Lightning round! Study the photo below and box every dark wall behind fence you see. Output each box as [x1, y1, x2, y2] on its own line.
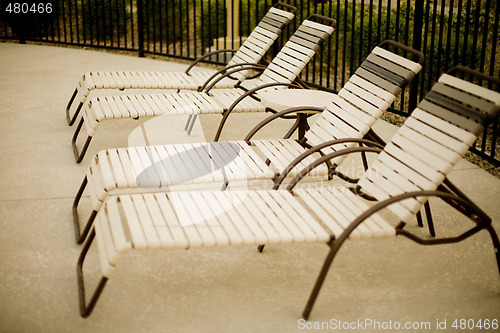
[0, 0, 498, 164]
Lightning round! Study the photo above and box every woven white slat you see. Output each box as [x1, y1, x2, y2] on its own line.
[87, 161, 105, 208]
[118, 195, 148, 249]
[157, 144, 192, 186]
[392, 132, 454, 174]
[154, 194, 190, 249]
[343, 81, 389, 110]
[274, 191, 331, 242]
[188, 191, 229, 246]
[412, 109, 477, 147]
[439, 74, 500, 105]
[372, 46, 422, 73]
[94, 217, 117, 278]
[404, 116, 470, 157]
[135, 147, 163, 188]
[349, 74, 395, 103]
[143, 194, 177, 247]
[397, 127, 462, 165]
[96, 150, 116, 192]
[127, 95, 151, 117]
[199, 191, 245, 245]
[338, 89, 381, 119]
[106, 197, 132, 254]
[302, 19, 335, 34]
[115, 148, 139, 187]
[245, 191, 294, 243]
[219, 141, 256, 181]
[166, 192, 206, 248]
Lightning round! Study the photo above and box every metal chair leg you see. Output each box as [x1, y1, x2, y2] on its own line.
[72, 175, 99, 244]
[66, 89, 78, 125]
[485, 225, 500, 275]
[415, 202, 435, 236]
[77, 229, 109, 318]
[424, 201, 435, 237]
[76, 210, 97, 245]
[72, 117, 93, 163]
[416, 211, 424, 227]
[283, 118, 300, 140]
[66, 88, 84, 126]
[184, 114, 193, 131]
[302, 239, 338, 320]
[187, 114, 198, 135]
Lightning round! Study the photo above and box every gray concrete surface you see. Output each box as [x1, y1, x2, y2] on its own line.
[0, 42, 499, 333]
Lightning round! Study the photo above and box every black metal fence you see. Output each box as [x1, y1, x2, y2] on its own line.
[0, 0, 498, 164]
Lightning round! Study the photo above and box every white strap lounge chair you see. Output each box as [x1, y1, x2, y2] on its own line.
[76, 68, 500, 319]
[66, 1, 297, 125]
[72, 40, 424, 245]
[71, 14, 337, 162]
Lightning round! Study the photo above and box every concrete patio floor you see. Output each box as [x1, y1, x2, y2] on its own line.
[0, 42, 499, 333]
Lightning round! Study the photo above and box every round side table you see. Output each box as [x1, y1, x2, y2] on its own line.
[259, 89, 335, 138]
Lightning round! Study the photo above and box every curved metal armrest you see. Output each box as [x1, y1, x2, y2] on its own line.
[275, 145, 383, 190]
[213, 82, 305, 141]
[446, 66, 500, 87]
[307, 14, 337, 28]
[379, 40, 425, 66]
[274, 1, 298, 14]
[202, 63, 267, 92]
[184, 49, 237, 74]
[327, 189, 491, 260]
[244, 106, 324, 142]
[227, 82, 306, 112]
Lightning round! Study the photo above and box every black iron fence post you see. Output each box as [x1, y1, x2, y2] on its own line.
[409, 0, 425, 113]
[137, 0, 145, 57]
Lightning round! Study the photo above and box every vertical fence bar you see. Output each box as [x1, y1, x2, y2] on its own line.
[489, 0, 499, 78]
[444, 0, 454, 71]
[394, 0, 400, 43]
[410, 0, 425, 113]
[461, 0, 472, 68]
[349, 0, 356, 77]
[479, 0, 492, 74]
[75, 0, 80, 44]
[436, 0, 445, 77]
[453, 0, 463, 67]
[115, 0, 119, 48]
[63, 0, 69, 43]
[470, 0, 481, 69]
[386, 0, 391, 40]
[428, 1, 438, 87]
[137, 0, 144, 57]
[108, 0, 114, 47]
[404, 0, 410, 45]
[193, 0, 196, 58]
[93, 0, 98, 45]
[165, 1, 170, 54]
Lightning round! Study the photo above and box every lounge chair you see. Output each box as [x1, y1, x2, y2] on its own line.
[66, 1, 297, 125]
[71, 14, 336, 162]
[72, 41, 424, 244]
[77, 67, 500, 318]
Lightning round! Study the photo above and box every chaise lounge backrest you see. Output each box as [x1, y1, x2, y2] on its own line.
[303, 41, 423, 162]
[241, 14, 336, 90]
[223, 2, 296, 81]
[357, 68, 500, 223]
